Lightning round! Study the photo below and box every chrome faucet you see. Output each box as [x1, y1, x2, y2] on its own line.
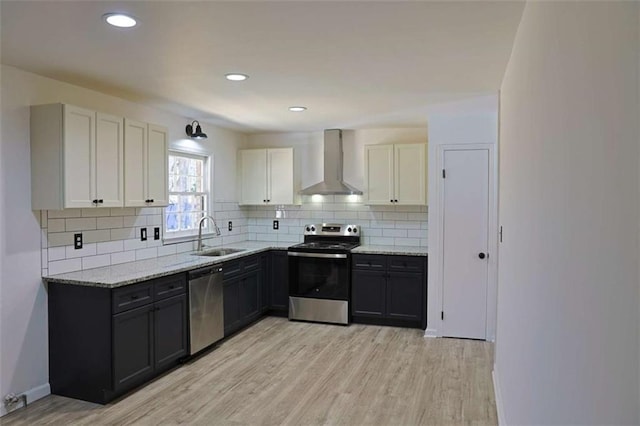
[197, 215, 221, 252]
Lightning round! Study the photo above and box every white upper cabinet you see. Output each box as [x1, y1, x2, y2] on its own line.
[31, 104, 124, 210]
[124, 120, 168, 207]
[364, 143, 427, 205]
[238, 148, 296, 205]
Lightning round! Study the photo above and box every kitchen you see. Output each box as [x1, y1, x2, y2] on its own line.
[0, 3, 638, 423]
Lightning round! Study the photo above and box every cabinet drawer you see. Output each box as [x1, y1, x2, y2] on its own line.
[388, 256, 425, 273]
[242, 255, 260, 272]
[154, 274, 186, 301]
[112, 282, 154, 314]
[352, 255, 387, 270]
[223, 261, 242, 280]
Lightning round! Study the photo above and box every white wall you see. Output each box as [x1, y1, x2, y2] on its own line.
[425, 95, 499, 339]
[0, 64, 246, 415]
[496, 2, 639, 424]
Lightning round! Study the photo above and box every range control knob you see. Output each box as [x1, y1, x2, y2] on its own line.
[353, 227, 358, 233]
[347, 227, 352, 233]
[306, 226, 311, 232]
[311, 226, 316, 232]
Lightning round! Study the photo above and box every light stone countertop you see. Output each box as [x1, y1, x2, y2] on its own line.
[43, 242, 427, 288]
[43, 241, 290, 288]
[352, 245, 428, 256]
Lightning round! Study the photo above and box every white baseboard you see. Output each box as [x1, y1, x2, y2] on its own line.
[492, 366, 506, 425]
[0, 383, 50, 417]
[424, 328, 438, 338]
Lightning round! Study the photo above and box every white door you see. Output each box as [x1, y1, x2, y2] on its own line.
[239, 149, 267, 205]
[124, 119, 147, 207]
[95, 112, 124, 207]
[442, 148, 489, 339]
[147, 124, 169, 207]
[63, 105, 95, 208]
[364, 144, 394, 205]
[395, 144, 427, 205]
[267, 148, 294, 205]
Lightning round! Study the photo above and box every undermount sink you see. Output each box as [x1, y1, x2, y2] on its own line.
[192, 248, 246, 257]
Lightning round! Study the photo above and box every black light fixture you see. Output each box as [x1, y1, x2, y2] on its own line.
[185, 120, 207, 139]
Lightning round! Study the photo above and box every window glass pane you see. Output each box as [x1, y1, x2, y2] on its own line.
[165, 152, 209, 237]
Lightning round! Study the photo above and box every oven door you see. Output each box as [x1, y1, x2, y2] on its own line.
[288, 251, 350, 301]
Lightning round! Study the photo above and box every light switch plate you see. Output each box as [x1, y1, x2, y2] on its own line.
[273, 220, 279, 230]
[140, 228, 147, 241]
[74, 233, 82, 250]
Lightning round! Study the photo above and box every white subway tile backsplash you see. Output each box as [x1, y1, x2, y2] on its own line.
[81, 208, 105, 217]
[111, 251, 136, 265]
[124, 239, 147, 251]
[111, 227, 136, 240]
[48, 246, 67, 261]
[43, 200, 426, 276]
[66, 243, 96, 259]
[84, 230, 112, 243]
[136, 248, 158, 260]
[49, 258, 82, 275]
[66, 217, 97, 231]
[48, 209, 82, 219]
[123, 215, 147, 227]
[110, 208, 136, 216]
[48, 219, 66, 233]
[97, 240, 124, 254]
[97, 216, 124, 229]
[82, 254, 111, 270]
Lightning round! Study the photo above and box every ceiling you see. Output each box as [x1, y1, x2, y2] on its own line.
[0, 1, 524, 133]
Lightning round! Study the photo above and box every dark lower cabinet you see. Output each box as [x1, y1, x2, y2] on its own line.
[48, 273, 188, 404]
[223, 254, 264, 336]
[351, 254, 427, 329]
[269, 250, 289, 314]
[351, 270, 386, 318]
[113, 305, 155, 392]
[154, 294, 188, 371]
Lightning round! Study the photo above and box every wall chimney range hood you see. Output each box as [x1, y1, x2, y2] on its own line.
[300, 129, 363, 196]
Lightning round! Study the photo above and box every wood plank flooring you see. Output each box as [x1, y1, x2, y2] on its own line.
[1, 317, 496, 425]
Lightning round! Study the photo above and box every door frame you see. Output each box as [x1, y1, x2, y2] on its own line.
[427, 143, 498, 340]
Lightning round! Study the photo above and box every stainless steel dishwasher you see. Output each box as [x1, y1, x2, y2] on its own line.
[188, 265, 224, 355]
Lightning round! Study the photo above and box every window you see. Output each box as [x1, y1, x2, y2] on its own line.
[165, 152, 210, 239]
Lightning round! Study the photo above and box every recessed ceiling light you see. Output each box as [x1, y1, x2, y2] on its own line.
[225, 73, 249, 81]
[103, 13, 137, 28]
[289, 106, 307, 112]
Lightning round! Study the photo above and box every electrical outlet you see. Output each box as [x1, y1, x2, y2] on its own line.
[228, 221, 233, 232]
[154, 227, 160, 240]
[140, 228, 147, 241]
[273, 220, 279, 230]
[74, 233, 83, 249]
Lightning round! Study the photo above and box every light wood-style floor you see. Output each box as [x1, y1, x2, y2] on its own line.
[1, 317, 496, 425]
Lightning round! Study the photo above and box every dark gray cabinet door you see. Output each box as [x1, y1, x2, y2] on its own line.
[113, 304, 154, 391]
[154, 294, 188, 371]
[270, 251, 289, 311]
[351, 269, 386, 318]
[223, 278, 241, 336]
[240, 272, 260, 322]
[386, 272, 423, 321]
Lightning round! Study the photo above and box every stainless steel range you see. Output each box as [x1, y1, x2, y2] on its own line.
[288, 223, 361, 325]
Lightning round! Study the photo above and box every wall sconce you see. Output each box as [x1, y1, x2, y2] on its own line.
[185, 120, 208, 139]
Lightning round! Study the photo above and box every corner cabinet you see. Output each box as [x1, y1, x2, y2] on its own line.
[124, 120, 169, 207]
[238, 148, 297, 205]
[364, 143, 427, 205]
[30, 104, 124, 210]
[48, 273, 188, 404]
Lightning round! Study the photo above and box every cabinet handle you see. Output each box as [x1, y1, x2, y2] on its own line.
[98, 199, 104, 204]
[92, 199, 98, 204]
[263, 199, 266, 203]
[390, 199, 393, 203]
[267, 199, 270, 202]
[395, 199, 398, 203]
[149, 199, 154, 203]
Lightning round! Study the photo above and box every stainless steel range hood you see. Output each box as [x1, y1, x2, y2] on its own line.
[300, 129, 363, 196]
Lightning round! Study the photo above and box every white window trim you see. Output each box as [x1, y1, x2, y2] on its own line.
[163, 150, 215, 244]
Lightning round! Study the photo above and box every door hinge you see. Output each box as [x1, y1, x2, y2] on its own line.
[442, 169, 446, 178]
[441, 311, 444, 320]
